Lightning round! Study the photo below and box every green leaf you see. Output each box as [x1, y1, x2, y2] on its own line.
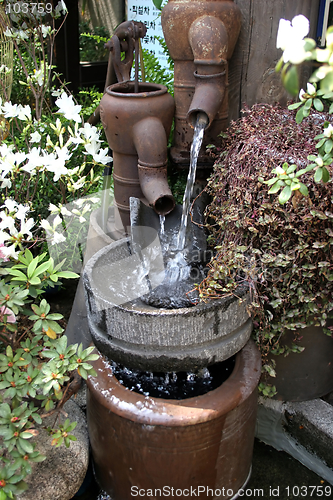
[0, 403, 11, 418]
[291, 182, 301, 191]
[299, 183, 309, 197]
[56, 271, 79, 279]
[29, 277, 41, 286]
[268, 183, 282, 194]
[313, 98, 324, 111]
[152, 0, 163, 9]
[8, 269, 27, 280]
[314, 167, 323, 183]
[295, 106, 305, 124]
[278, 185, 292, 204]
[288, 101, 303, 110]
[316, 138, 326, 149]
[20, 431, 33, 440]
[322, 166, 330, 183]
[283, 65, 299, 96]
[32, 261, 51, 277]
[325, 139, 333, 154]
[0, 489, 8, 500]
[286, 164, 297, 174]
[18, 437, 34, 454]
[27, 259, 38, 279]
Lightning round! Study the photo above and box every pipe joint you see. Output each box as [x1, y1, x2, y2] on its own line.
[133, 117, 175, 216]
[187, 70, 227, 129]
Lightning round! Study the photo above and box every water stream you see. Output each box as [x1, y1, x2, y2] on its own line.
[177, 113, 207, 251]
[157, 113, 208, 288]
[138, 113, 208, 307]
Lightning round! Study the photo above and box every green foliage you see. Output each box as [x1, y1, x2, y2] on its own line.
[0, 251, 98, 499]
[5, 249, 78, 299]
[140, 48, 174, 96]
[79, 21, 110, 62]
[152, 0, 164, 10]
[77, 87, 104, 122]
[198, 103, 333, 387]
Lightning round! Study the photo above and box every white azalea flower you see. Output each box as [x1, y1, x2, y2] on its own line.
[23, 147, 45, 174]
[85, 140, 100, 156]
[30, 131, 42, 143]
[71, 178, 86, 190]
[0, 143, 14, 157]
[15, 204, 30, 220]
[276, 166, 286, 175]
[55, 93, 82, 123]
[79, 123, 101, 143]
[44, 147, 71, 181]
[55, 0, 68, 16]
[60, 205, 72, 216]
[20, 217, 34, 238]
[276, 15, 310, 65]
[17, 104, 32, 121]
[1, 244, 19, 260]
[41, 25, 52, 38]
[0, 229, 11, 244]
[93, 148, 113, 165]
[40, 219, 52, 231]
[53, 214, 63, 228]
[299, 83, 316, 101]
[3, 199, 17, 213]
[48, 203, 60, 214]
[324, 124, 333, 138]
[2, 102, 19, 119]
[0, 213, 16, 233]
[0, 176, 11, 189]
[51, 231, 66, 245]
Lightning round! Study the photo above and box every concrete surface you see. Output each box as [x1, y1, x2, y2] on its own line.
[256, 396, 333, 486]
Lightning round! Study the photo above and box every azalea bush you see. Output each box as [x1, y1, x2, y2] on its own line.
[0, 248, 98, 499]
[271, 14, 333, 204]
[0, 0, 112, 265]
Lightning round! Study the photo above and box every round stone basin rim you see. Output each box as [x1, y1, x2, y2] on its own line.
[85, 237, 249, 315]
[106, 81, 168, 98]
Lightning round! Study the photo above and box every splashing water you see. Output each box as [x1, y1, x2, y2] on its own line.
[177, 113, 207, 251]
[160, 113, 208, 286]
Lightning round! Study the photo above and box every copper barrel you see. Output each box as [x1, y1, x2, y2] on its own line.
[161, 0, 241, 171]
[87, 339, 261, 500]
[100, 81, 175, 234]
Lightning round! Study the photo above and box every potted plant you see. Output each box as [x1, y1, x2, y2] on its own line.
[195, 14, 333, 402]
[196, 100, 333, 401]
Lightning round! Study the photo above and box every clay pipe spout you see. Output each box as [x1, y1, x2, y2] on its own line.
[133, 116, 175, 216]
[187, 15, 229, 129]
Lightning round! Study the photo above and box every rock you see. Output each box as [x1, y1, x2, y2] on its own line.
[17, 399, 89, 500]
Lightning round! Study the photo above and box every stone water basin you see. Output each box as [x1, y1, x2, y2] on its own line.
[83, 237, 252, 372]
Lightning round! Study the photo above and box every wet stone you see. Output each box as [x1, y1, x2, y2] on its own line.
[140, 273, 200, 309]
